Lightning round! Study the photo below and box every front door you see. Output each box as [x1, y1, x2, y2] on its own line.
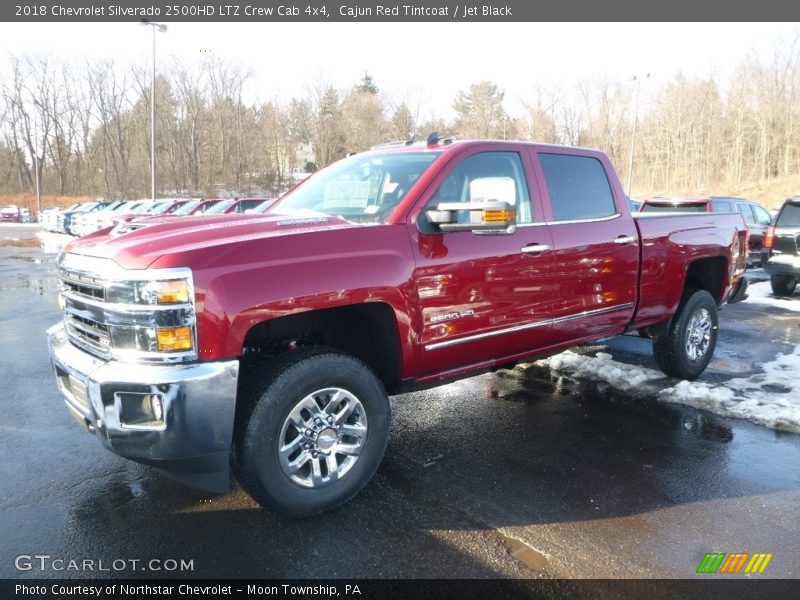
[410, 148, 556, 376]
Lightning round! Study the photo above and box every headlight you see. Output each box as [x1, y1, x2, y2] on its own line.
[106, 278, 191, 305]
[58, 255, 197, 362]
[141, 279, 191, 304]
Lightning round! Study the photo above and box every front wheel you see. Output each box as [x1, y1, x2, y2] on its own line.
[234, 349, 390, 517]
[653, 289, 718, 380]
[770, 274, 797, 296]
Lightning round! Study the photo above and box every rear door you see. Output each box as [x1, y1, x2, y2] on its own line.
[411, 146, 556, 375]
[529, 149, 639, 342]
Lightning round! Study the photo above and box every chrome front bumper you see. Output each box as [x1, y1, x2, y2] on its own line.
[47, 322, 240, 492]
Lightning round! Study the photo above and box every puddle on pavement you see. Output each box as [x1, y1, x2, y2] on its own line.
[708, 358, 753, 374]
[496, 532, 550, 572]
[3, 253, 43, 262]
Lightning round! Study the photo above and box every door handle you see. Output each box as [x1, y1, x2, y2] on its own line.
[613, 235, 636, 245]
[521, 243, 550, 254]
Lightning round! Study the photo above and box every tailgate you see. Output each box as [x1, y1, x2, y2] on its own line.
[773, 229, 800, 255]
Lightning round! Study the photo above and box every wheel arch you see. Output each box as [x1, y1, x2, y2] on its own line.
[240, 302, 404, 395]
[684, 256, 728, 304]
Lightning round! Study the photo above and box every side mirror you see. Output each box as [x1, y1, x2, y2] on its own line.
[426, 200, 517, 234]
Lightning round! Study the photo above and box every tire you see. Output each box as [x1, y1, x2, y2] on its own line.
[234, 348, 390, 517]
[652, 289, 718, 380]
[770, 274, 797, 296]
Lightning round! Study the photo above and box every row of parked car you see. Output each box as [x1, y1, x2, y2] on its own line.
[38, 197, 276, 237]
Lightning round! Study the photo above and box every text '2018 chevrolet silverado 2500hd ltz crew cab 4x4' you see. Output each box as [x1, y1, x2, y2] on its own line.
[48, 139, 748, 516]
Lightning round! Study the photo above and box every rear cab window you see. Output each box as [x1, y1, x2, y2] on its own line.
[640, 202, 708, 213]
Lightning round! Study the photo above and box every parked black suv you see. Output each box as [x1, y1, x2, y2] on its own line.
[761, 196, 800, 296]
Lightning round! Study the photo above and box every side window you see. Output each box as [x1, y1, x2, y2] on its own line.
[752, 205, 772, 226]
[737, 204, 756, 225]
[539, 154, 616, 222]
[429, 152, 534, 224]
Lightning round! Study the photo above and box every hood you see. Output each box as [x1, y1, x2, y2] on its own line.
[65, 213, 357, 270]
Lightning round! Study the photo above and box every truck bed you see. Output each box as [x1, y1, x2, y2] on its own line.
[632, 212, 748, 329]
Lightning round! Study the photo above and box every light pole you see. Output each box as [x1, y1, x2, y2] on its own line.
[32, 98, 41, 218]
[140, 19, 168, 201]
[626, 73, 649, 197]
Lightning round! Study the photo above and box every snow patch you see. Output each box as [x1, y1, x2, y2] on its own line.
[35, 231, 72, 254]
[538, 346, 800, 433]
[542, 351, 664, 395]
[744, 281, 800, 312]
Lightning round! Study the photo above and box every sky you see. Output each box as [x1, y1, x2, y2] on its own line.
[0, 22, 798, 119]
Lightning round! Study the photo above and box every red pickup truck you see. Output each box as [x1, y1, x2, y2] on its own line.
[48, 139, 748, 516]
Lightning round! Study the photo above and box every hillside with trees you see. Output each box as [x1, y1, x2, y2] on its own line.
[1, 38, 798, 212]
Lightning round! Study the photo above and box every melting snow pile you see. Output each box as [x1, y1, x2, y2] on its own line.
[35, 231, 72, 254]
[537, 347, 800, 433]
[543, 351, 664, 396]
[744, 281, 800, 313]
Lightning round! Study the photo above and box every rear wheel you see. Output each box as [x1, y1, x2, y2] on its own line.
[652, 289, 718, 380]
[770, 274, 797, 296]
[234, 349, 390, 517]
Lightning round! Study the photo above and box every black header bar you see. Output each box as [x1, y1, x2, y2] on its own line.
[4, 0, 800, 22]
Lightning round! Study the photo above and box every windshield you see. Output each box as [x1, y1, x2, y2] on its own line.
[132, 202, 158, 213]
[72, 202, 100, 214]
[150, 201, 175, 214]
[255, 199, 276, 212]
[163, 201, 188, 214]
[112, 202, 138, 214]
[172, 200, 201, 215]
[205, 199, 235, 214]
[641, 203, 708, 213]
[268, 151, 442, 223]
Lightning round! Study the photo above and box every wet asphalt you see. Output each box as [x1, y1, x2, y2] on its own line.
[0, 227, 798, 580]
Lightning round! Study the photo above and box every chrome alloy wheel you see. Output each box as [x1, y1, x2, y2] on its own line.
[685, 307, 712, 362]
[278, 387, 368, 488]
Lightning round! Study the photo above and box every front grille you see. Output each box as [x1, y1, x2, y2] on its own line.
[65, 314, 111, 355]
[62, 279, 105, 301]
[60, 270, 106, 302]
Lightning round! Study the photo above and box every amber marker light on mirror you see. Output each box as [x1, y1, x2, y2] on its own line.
[483, 209, 516, 222]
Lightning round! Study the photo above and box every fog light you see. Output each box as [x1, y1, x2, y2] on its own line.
[116, 392, 166, 430]
[150, 394, 163, 422]
[156, 326, 193, 352]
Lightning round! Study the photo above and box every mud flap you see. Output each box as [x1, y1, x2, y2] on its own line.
[728, 277, 748, 304]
